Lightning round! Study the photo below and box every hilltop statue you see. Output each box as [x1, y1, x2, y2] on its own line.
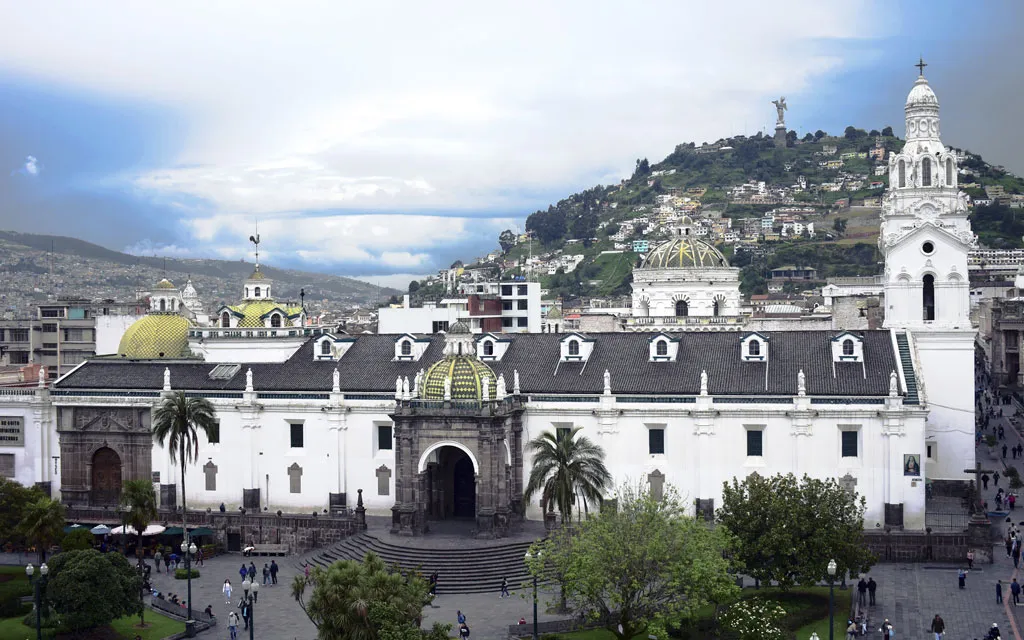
[771, 97, 788, 126]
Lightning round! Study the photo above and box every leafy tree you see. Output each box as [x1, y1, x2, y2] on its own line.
[633, 158, 651, 177]
[61, 527, 95, 552]
[785, 130, 797, 147]
[814, 130, 826, 140]
[528, 484, 740, 640]
[844, 126, 860, 141]
[498, 229, 517, 253]
[122, 479, 158, 627]
[0, 478, 43, 547]
[833, 217, 848, 234]
[407, 280, 420, 294]
[45, 549, 141, 634]
[717, 473, 875, 590]
[802, 132, 814, 142]
[152, 391, 217, 619]
[881, 126, 894, 137]
[292, 552, 450, 639]
[19, 496, 65, 563]
[523, 426, 612, 524]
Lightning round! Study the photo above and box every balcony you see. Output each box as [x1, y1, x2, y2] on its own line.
[189, 327, 328, 340]
[624, 315, 745, 329]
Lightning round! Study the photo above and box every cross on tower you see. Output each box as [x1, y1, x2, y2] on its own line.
[964, 461, 995, 515]
[915, 56, 928, 77]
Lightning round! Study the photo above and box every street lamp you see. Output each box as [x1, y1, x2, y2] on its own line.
[181, 537, 198, 635]
[242, 577, 259, 639]
[827, 559, 837, 640]
[26, 563, 49, 640]
[524, 550, 542, 640]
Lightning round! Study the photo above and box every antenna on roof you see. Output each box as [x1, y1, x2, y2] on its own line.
[248, 221, 261, 271]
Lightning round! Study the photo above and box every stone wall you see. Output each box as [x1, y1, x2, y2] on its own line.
[863, 530, 969, 563]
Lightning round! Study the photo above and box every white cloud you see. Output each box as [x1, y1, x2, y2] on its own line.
[10, 155, 40, 177]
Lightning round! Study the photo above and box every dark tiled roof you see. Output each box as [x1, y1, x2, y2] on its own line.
[55, 331, 899, 397]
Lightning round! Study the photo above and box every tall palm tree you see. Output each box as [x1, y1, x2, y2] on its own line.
[523, 426, 612, 525]
[19, 496, 65, 563]
[151, 390, 217, 601]
[121, 479, 157, 628]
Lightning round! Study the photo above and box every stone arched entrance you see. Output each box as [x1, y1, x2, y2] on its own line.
[421, 445, 478, 520]
[91, 447, 122, 505]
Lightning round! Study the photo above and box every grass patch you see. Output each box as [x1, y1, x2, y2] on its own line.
[794, 587, 853, 640]
[0, 609, 183, 640]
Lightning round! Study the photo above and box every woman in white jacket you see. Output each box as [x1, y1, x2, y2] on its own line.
[223, 579, 233, 604]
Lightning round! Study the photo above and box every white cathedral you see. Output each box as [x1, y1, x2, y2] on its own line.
[0, 67, 974, 535]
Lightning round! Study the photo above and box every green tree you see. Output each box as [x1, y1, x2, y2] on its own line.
[122, 479, 158, 627]
[802, 132, 814, 142]
[407, 280, 420, 294]
[717, 473, 875, 590]
[61, 527, 95, 552]
[0, 478, 43, 547]
[881, 126, 894, 137]
[833, 217, 848, 234]
[498, 229, 517, 253]
[292, 552, 450, 639]
[19, 496, 65, 563]
[528, 484, 739, 640]
[151, 391, 218, 594]
[814, 130, 827, 140]
[45, 549, 141, 634]
[523, 426, 612, 524]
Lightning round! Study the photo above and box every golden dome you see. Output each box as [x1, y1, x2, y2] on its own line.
[642, 236, 729, 269]
[421, 355, 496, 401]
[247, 268, 268, 281]
[226, 301, 303, 328]
[117, 314, 192, 359]
[155, 278, 177, 290]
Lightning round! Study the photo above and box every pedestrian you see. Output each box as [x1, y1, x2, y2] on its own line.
[164, 553, 171, 572]
[500, 576, 509, 598]
[857, 578, 868, 607]
[867, 577, 877, 606]
[270, 560, 278, 585]
[1012, 578, 1021, 605]
[879, 619, 893, 639]
[457, 610, 466, 626]
[1012, 545, 1020, 569]
[459, 622, 470, 638]
[262, 563, 270, 585]
[1004, 444, 1008, 458]
[197, 547, 204, 567]
[930, 614, 945, 640]
[223, 579, 232, 604]
[430, 571, 438, 596]
[989, 623, 1002, 640]
[1011, 493, 1017, 511]
[997, 580, 1003, 604]
[958, 568, 967, 589]
[240, 601, 250, 630]
[846, 619, 857, 640]
[983, 473, 990, 489]
[304, 563, 310, 579]
[239, 564, 248, 582]
[995, 471, 1001, 486]
[227, 611, 239, 640]
[247, 562, 256, 581]
[968, 549, 975, 569]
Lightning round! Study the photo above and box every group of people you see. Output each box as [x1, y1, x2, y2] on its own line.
[236, 560, 279, 587]
[854, 577, 878, 607]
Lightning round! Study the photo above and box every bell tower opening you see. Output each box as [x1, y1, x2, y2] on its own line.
[675, 300, 688, 317]
[923, 274, 936, 321]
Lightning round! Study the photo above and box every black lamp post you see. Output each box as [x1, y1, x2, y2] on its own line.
[181, 536, 197, 635]
[26, 562, 48, 640]
[827, 558, 837, 640]
[524, 550, 542, 640]
[242, 577, 259, 639]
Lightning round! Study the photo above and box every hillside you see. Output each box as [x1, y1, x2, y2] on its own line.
[0, 231, 400, 315]
[480, 126, 1024, 300]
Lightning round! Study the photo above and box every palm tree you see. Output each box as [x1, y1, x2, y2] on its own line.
[19, 496, 65, 563]
[523, 426, 612, 525]
[121, 479, 157, 627]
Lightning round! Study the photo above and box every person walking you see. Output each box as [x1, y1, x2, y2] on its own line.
[867, 577, 877, 606]
[227, 611, 239, 640]
[238, 564, 248, 582]
[1004, 444, 1009, 459]
[857, 578, 868, 607]
[1013, 578, 1022, 606]
[1012, 544, 1020, 569]
[1011, 493, 1018, 511]
[197, 547, 204, 567]
[262, 563, 270, 585]
[270, 560, 279, 585]
[930, 614, 945, 640]
[500, 576, 509, 598]
[164, 553, 171, 573]
[459, 623, 470, 638]
[240, 600, 250, 630]
[968, 549, 975, 569]
[154, 550, 162, 572]
[846, 619, 858, 640]
[879, 619, 893, 639]
[456, 610, 466, 626]
[995, 471, 1001, 487]
[223, 579, 233, 604]
[958, 568, 967, 589]
[983, 473, 990, 490]
[997, 580, 1003, 604]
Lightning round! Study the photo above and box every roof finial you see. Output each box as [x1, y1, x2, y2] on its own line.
[248, 221, 261, 271]
[915, 56, 927, 77]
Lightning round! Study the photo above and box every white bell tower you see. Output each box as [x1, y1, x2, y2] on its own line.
[880, 59, 975, 482]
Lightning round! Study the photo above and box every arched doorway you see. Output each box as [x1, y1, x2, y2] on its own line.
[91, 447, 122, 505]
[426, 446, 477, 520]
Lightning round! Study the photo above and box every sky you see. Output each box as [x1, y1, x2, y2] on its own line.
[0, 1, 1021, 290]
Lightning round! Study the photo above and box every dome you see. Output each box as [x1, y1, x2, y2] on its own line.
[155, 278, 177, 290]
[247, 268, 268, 281]
[642, 236, 729, 269]
[225, 301, 302, 328]
[447, 320, 471, 334]
[117, 314, 192, 359]
[421, 355, 496, 400]
[906, 77, 938, 108]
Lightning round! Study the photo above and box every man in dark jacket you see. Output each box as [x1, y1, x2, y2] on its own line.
[867, 577, 877, 605]
[930, 614, 944, 640]
[857, 578, 868, 607]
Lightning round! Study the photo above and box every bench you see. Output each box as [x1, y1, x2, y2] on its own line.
[243, 543, 288, 556]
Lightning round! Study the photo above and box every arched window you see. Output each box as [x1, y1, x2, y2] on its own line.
[656, 340, 668, 356]
[270, 314, 282, 328]
[898, 160, 906, 188]
[713, 300, 721, 317]
[923, 274, 935, 321]
[568, 340, 580, 356]
[483, 341, 494, 356]
[159, 299, 166, 312]
[401, 340, 412, 356]
[254, 286, 261, 298]
[749, 340, 761, 356]
[921, 157, 932, 187]
[321, 340, 331, 355]
[221, 312, 230, 327]
[842, 339, 854, 356]
[675, 300, 688, 317]
[945, 158, 953, 186]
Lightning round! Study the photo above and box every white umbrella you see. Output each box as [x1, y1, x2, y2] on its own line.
[111, 524, 166, 536]
[90, 524, 111, 535]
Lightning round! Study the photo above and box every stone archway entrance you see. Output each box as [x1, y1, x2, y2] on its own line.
[91, 447, 122, 505]
[425, 446, 477, 520]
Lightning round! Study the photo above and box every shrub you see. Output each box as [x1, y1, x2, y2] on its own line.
[1011, 476, 1023, 490]
[202, 543, 217, 557]
[721, 598, 788, 640]
[0, 598, 31, 618]
[1005, 466, 1020, 478]
[61, 528, 94, 551]
[986, 435, 998, 447]
[175, 568, 200, 580]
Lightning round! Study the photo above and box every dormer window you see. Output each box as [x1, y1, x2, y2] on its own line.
[560, 332, 595, 362]
[221, 312, 231, 327]
[831, 332, 864, 362]
[270, 314, 282, 328]
[483, 341, 494, 356]
[842, 339, 854, 356]
[749, 340, 761, 356]
[321, 340, 331, 355]
[656, 341, 667, 356]
[741, 333, 769, 362]
[401, 340, 412, 356]
[568, 340, 580, 356]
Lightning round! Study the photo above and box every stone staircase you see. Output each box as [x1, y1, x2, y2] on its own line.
[299, 526, 544, 594]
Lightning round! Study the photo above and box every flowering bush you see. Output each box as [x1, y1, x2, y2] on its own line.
[720, 598, 787, 640]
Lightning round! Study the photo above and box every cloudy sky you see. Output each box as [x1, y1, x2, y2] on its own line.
[1, 1, 1021, 288]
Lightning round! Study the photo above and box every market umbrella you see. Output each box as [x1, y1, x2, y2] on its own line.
[111, 524, 166, 536]
[163, 526, 184, 536]
[90, 524, 111, 535]
[63, 524, 85, 533]
[188, 527, 215, 537]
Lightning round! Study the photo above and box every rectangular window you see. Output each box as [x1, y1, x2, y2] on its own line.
[648, 428, 665, 455]
[517, 300, 528, 310]
[207, 420, 220, 445]
[556, 426, 571, 442]
[502, 318, 513, 328]
[40, 309, 63, 318]
[290, 422, 304, 448]
[502, 300, 513, 311]
[431, 321, 449, 333]
[8, 329, 28, 342]
[0, 453, 14, 478]
[378, 424, 393, 451]
[517, 317, 528, 327]
[501, 285, 513, 296]
[63, 328, 85, 342]
[518, 285, 528, 296]
[9, 352, 28, 364]
[0, 417, 24, 446]
[841, 431, 858, 457]
[42, 324, 57, 333]
[746, 429, 763, 457]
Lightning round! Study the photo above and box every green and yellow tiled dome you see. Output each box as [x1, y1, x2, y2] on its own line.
[155, 278, 177, 290]
[117, 314, 192, 359]
[421, 355, 496, 401]
[226, 301, 303, 328]
[642, 236, 729, 269]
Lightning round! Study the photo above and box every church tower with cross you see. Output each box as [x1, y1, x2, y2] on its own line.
[880, 59, 976, 483]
